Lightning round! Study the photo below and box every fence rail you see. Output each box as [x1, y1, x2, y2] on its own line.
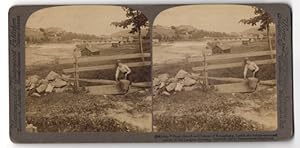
[59, 53, 151, 64]
[192, 59, 276, 71]
[188, 49, 276, 89]
[188, 50, 276, 63]
[63, 61, 151, 73]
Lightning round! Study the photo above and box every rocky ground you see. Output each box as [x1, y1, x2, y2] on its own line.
[25, 71, 152, 133]
[152, 69, 277, 132]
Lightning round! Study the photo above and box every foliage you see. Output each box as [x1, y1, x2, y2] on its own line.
[111, 7, 149, 34]
[239, 6, 274, 31]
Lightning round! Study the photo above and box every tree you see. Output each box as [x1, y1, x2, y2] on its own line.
[111, 7, 149, 61]
[239, 6, 274, 58]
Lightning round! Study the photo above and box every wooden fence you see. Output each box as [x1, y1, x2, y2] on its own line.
[59, 52, 152, 92]
[188, 50, 276, 89]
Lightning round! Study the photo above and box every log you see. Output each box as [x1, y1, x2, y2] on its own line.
[86, 85, 140, 95]
[215, 82, 255, 93]
[64, 78, 151, 88]
[190, 76, 276, 86]
[206, 77, 276, 86]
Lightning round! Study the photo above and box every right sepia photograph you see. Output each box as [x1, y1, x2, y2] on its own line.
[152, 5, 277, 132]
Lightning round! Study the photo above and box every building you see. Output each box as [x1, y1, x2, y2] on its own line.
[111, 41, 121, 47]
[76, 44, 100, 56]
[211, 44, 231, 54]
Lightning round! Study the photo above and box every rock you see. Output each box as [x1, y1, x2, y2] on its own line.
[38, 79, 48, 85]
[162, 91, 170, 96]
[175, 82, 184, 91]
[29, 83, 36, 90]
[45, 84, 54, 93]
[26, 124, 38, 133]
[166, 82, 177, 92]
[36, 83, 48, 93]
[175, 69, 189, 79]
[138, 90, 146, 94]
[31, 92, 41, 97]
[189, 73, 200, 80]
[183, 77, 197, 86]
[51, 79, 67, 88]
[184, 86, 197, 91]
[27, 75, 40, 85]
[46, 71, 60, 81]
[145, 96, 152, 101]
[54, 87, 66, 93]
[159, 82, 166, 89]
[157, 73, 169, 82]
[153, 78, 160, 86]
[167, 77, 177, 83]
[25, 79, 31, 87]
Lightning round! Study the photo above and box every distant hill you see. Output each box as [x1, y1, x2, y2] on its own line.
[152, 25, 234, 41]
[110, 28, 149, 39]
[25, 27, 101, 43]
[241, 26, 276, 35]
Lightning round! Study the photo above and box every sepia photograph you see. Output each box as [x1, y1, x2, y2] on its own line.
[152, 5, 277, 132]
[25, 6, 152, 133]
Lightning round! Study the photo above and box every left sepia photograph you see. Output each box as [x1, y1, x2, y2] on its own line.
[25, 6, 152, 133]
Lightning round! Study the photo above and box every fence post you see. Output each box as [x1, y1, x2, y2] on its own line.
[139, 30, 145, 62]
[73, 49, 80, 92]
[202, 49, 208, 90]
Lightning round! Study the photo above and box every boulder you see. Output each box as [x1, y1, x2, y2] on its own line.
[159, 82, 166, 89]
[38, 79, 48, 85]
[27, 75, 40, 85]
[183, 77, 197, 86]
[167, 77, 177, 83]
[36, 83, 48, 93]
[175, 82, 184, 91]
[166, 82, 177, 92]
[31, 92, 41, 97]
[54, 87, 67, 93]
[46, 71, 60, 81]
[175, 69, 189, 79]
[45, 84, 54, 93]
[51, 79, 67, 88]
[26, 124, 38, 133]
[145, 96, 152, 101]
[157, 73, 169, 82]
[25, 79, 31, 87]
[29, 83, 36, 90]
[162, 91, 171, 96]
[153, 78, 161, 86]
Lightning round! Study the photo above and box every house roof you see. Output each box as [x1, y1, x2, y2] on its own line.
[215, 44, 231, 50]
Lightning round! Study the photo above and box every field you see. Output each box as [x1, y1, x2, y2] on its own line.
[153, 40, 277, 132]
[25, 42, 152, 132]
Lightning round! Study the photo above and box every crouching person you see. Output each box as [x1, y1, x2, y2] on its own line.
[243, 58, 260, 79]
[115, 60, 132, 94]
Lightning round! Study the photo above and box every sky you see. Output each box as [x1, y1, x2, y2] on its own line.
[154, 5, 261, 33]
[26, 6, 130, 36]
[26, 5, 267, 36]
